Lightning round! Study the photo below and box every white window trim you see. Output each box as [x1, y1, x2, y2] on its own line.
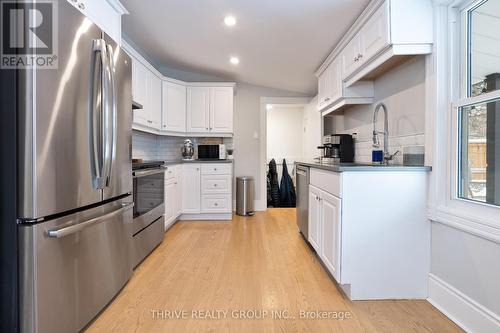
[427, 0, 500, 244]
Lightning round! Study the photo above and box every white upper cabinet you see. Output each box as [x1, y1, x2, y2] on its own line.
[187, 87, 210, 133]
[131, 56, 161, 130]
[132, 58, 149, 127]
[343, 2, 390, 79]
[187, 86, 234, 134]
[124, 42, 234, 136]
[162, 82, 186, 132]
[210, 87, 234, 133]
[359, 1, 390, 67]
[66, 0, 127, 43]
[318, 58, 342, 109]
[317, 0, 432, 113]
[342, 35, 363, 79]
[148, 73, 162, 130]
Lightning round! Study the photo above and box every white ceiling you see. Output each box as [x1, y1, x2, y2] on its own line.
[121, 0, 370, 94]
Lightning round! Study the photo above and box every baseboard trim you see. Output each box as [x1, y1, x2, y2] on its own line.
[179, 213, 232, 221]
[231, 199, 267, 213]
[428, 274, 500, 333]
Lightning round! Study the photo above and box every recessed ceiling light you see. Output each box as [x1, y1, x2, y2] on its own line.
[224, 15, 237, 27]
[230, 56, 239, 65]
[266, 104, 273, 110]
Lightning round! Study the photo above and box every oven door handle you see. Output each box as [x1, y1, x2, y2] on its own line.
[47, 203, 134, 239]
[133, 168, 166, 178]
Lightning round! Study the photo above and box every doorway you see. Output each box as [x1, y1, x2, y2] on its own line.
[259, 97, 312, 210]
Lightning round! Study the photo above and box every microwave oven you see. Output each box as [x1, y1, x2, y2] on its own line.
[198, 144, 227, 160]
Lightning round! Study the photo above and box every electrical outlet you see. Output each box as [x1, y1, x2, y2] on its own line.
[352, 132, 358, 140]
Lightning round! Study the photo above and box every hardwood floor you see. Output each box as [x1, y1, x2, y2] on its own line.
[86, 208, 462, 333]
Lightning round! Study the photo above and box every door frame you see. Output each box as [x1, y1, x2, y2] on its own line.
[258, 97, 312, 211]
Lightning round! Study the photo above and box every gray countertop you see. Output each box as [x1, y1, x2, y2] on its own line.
[163, 159, 234, 165]
[295, 160, 431, 172]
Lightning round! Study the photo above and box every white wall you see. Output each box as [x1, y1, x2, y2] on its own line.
[266, 105, 304, 164]
[233, 83, 310, 206]
[302, 96, 322, 160]
[328, 56, 426, 163]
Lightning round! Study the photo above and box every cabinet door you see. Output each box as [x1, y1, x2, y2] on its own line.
[165, 181, 176, 229]
[181, 164, 201, 213]
[162, 81, 186, 132]
[149, 73, 162, 130]
[317, 69, 329, 110]
[175, 175, 182, 216]
[320, 191, 342, 282]
[187, 87, 210, 133]
[342, 34, 362, 79]
[308, 185, 322, 252]
[328, 58, 342, 104]
[209, 87, 233, 133]
[132, 59, 149, 126]
[66, 0, 122, 43]
[360, 2, 390, 64]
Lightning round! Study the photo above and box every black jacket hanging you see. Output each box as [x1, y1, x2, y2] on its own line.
[279, 159, 296, 207]
[268, 159, 280, 207]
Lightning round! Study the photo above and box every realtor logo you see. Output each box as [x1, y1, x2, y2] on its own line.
[1, 0, 58, 69]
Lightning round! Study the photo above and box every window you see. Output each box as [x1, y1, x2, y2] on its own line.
[457, 0, 500, 207]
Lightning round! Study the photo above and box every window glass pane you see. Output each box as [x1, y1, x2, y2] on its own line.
[469, 0, 500, 97]
[459, 98, 500, 206]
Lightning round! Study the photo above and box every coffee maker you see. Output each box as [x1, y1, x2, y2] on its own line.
[318, 134, 354, 163]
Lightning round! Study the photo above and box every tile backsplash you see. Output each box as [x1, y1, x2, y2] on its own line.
[353, 133, 425, 164]
[132, 130, 234, 161]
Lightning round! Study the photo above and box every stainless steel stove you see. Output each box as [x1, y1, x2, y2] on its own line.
[131, 160, 166, 268]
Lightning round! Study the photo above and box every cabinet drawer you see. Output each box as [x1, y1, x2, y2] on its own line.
[201, 195, 232, 213]
[165, 165, 178, 181]
[201, 163, 232, 175]
[201, 175, 231, 194]
[310, 168, 342, 198]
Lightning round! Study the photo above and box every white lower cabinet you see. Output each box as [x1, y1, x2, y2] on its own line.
[308, 185, 342, 282]
[181, 164, 201, 214]
[180, 163, 233, 219]
[201, 195, 232, 213]
[303, 166, 430, 300]
[319, 190, 342, 283]
[164, 165, 182, 230]
[308, 186, 322, 252]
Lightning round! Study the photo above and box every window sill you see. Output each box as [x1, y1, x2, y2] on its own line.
[428, 205, 500, 244]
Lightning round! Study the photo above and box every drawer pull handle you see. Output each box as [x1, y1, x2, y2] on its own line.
[214, 203, 218, 206]
[214, 184, 218, 187]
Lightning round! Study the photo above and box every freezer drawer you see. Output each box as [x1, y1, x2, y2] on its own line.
[19, 199, 133, 333]
[132, 216, 164, 268]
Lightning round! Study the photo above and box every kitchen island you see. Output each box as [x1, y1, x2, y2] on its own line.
[296, 161, 431, 301]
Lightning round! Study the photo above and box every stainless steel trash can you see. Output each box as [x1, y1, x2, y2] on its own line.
[236, 176, 255, 216]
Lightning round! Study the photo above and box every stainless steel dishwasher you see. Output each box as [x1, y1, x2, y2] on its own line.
[296, 165, 310, 239]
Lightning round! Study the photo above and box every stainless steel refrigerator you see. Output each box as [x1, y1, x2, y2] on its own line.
[17, 2, 133, 332]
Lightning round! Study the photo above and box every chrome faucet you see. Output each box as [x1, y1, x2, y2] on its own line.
[372, 103, 399, 164]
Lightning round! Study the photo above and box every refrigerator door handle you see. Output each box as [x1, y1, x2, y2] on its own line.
[101, 40, 113, 189]
[105, 43, 118, 186]
[89, 39, 110, 189]
[46, 202, 134, 238]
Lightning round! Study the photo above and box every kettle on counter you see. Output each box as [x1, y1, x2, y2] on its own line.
[182, 139, 194, 160]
